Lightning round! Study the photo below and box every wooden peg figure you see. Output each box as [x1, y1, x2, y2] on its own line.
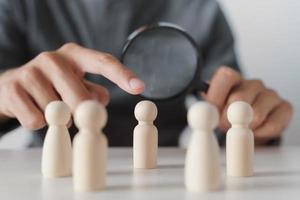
[185, 102, 221, 192]
[73, 100, 108, 192]
[133, 100, 158, 169]
[42, 101, 72, 178]
[226, 101, 254, 177]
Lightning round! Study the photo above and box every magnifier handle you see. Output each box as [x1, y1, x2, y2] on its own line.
[195, 81, 209, 93]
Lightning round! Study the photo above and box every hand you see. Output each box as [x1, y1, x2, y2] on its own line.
[202, 66, 293, 144]
[0, 43, 145, 129]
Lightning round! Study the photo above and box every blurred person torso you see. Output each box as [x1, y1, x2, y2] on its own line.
[0, 0, 239, 146]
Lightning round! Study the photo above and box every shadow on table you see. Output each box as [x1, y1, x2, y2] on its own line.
[107, 170, 132, 176]
[157, 163, 184, 169]
[108, 182, 183, 191]
[107, 163, 184, 176]
[255, 170, 300, 177]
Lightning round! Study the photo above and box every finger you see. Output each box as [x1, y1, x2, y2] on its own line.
[35, 52, 92, 111]
[227, 80, 265, 104]
[219, 80, 265, 130]
[251, 89, 282, 129]
[20, 67, 60, 111]
[83, 80, 110, 106]
[58, 43, 145, 95]
[205, 66, 242, 110]
[7, 83, 46, 130]
[254, 101, 293, 141]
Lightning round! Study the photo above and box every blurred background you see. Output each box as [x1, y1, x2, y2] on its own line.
[0, 0, 299, 148]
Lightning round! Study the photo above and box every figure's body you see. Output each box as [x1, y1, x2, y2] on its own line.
[226, 101, 254, 177]
[133, 100, 158, 169]
[185, 102, 221, 192]
[41, 101, 72, 178]
[73, 101, 108, 192]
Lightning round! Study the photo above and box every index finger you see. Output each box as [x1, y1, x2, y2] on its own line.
[58, 43, 145, 95]
[204, 66, 242, 110]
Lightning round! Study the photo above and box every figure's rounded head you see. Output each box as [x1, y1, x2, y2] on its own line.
[187, 102, 219, 130]
[45, 101, 71, 125]
[74, 100, 107, 130]
[134, 100, 157, 122]
[227, 101, 253, 125]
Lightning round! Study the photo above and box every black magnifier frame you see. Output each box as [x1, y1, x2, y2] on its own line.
[120, 22, 209, 101]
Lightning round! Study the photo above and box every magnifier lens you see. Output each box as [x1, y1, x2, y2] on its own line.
[122, 27, 198, 100]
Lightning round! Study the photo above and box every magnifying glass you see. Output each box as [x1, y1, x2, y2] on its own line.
[120, 22, 209, 101]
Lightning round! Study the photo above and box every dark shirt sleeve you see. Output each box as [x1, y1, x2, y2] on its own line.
[0, 0, 28, 71]
[0, 119, 20, 137]
[0, 0, 28, 136]
[0, 0, 28, 70]
[200, 3, 241, 81]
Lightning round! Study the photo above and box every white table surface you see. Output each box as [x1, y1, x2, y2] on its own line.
[0, 147, 299, 200]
